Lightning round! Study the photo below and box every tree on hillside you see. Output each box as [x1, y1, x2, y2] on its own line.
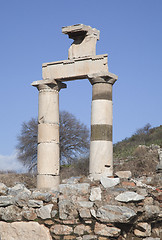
[134, 123, 151, 144]
[16, 111, 90, 172]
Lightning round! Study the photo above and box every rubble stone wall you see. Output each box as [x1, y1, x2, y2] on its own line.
[0, 173, 161, 240]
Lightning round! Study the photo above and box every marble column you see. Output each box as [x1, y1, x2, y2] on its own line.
[88, 75, 116, 180]
[32, 79, 66, 189]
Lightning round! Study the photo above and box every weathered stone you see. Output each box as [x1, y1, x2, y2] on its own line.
[134, 222, 151, 237]
[78, 201, 94, 208]
[0, 183, 8, 195]
[144, 197, 154, 205]
[50, 224, 73, 235]
[14, 192, 30, 207]
[89, 187, 101, 201]
[31, 190, 52, 202]
[59, 199, 78, 220]
[44, 219, 54, 226]
[79, 208, 91, 219]
[0, 221, 52, 240]
[64, 236, 77, 240]
[74, 224, 91, 235]
[62, 24, 100, 59]
[92, 205, 136, 223]
[82, 235, 97, 240]
[100, 177, 120, 188]
[59, 183, 90, 196]
[144, 205, 160, 220]
[51, 210, 58, 218]
[22, 207, 37, 220]
[0, 195, 13, 206]
[94, 222, 121, 237]
[36, 204, 53, 219]
[28, 199, 43, 208]
[115, 191, 145, 202]
[8, 183, 31, 196]
[0, 205, 22, 221]
[115, 171, 132, 179]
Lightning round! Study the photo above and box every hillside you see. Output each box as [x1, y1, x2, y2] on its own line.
[113, 124, 162, 178]
[114, 124, 162, 159]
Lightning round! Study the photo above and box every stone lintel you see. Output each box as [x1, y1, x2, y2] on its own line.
[62, 24, 100, 40]
[88, 72, 118, 85]
[42, 54, 109, 81]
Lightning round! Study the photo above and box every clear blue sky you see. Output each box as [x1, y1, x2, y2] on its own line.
[0, 0, 162, 171]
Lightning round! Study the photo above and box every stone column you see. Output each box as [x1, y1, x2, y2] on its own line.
[88, 74, 116, 180]
[32, 79, 66, 189]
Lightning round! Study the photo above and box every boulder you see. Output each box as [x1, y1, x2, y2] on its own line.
[36, 204, 53, 219]
[0, 221, 52, 240]
[92, 205, 136, 223]
[0, 205, 22, 221]
[59, 199, 78, 220]
[8, 184, 31, 196]
[0, 196, 13, 207]
[31, 190, 52, 202]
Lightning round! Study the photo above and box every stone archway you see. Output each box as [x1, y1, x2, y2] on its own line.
[32, 24, 118, 189]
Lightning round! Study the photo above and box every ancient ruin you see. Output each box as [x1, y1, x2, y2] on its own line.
[32, 24, 118, 189]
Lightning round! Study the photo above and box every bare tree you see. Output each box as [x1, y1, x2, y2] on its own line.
[16, 111, 90, 171]
[60, 111, 90, 164]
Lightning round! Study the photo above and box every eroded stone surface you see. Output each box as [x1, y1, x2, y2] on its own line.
[36, 204, 53, 219]
[74, 224, 91, 235]
[100, 177, 120, 188]
[59, 199, 78, 220]
[134, 222, 151, 237]
[89, 187, 101, 201]
[93, 205, 136, 223]
[50, 224, 73, 235]
[115, 191, 145, 202]
[94, 222, 121, 237]
[0, 221, 52, 240]
[0, 205, 22, 221]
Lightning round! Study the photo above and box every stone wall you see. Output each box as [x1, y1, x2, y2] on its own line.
[0, 172, 161, 240]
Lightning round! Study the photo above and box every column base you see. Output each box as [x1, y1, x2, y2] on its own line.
[37, 174, 60, 190]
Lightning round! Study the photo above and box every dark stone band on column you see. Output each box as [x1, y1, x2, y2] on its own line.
[91, 124, 112, 141]
[92, 83, 112, 101]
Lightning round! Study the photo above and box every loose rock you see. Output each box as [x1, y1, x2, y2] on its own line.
[100, 177, 120, 188]
[115, 191, 145, 202]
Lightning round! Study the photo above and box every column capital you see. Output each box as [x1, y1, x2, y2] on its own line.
[31, 79, 67, 91]
[88, 71, 118, 85]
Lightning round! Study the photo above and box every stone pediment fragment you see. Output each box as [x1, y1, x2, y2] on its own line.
[62, 24, 100, 59]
